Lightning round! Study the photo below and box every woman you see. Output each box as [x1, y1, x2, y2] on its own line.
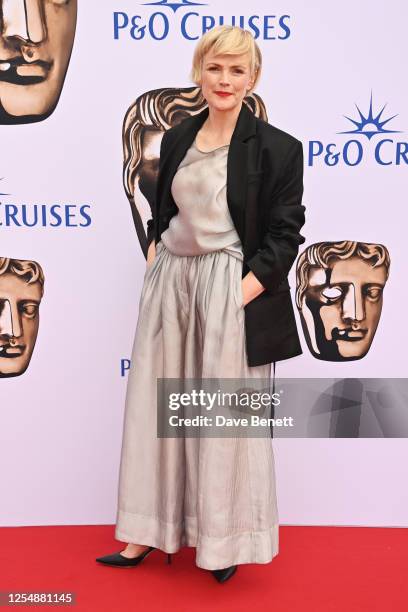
[96, 25, 305, 583]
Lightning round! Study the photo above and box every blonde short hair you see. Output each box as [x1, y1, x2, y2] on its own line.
[190, 26, 262, 94]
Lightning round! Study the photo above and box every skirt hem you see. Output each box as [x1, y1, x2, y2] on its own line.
[115, 509, 279, 570]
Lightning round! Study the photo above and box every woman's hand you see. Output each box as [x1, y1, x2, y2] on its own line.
[146, 241, 156, 269]
[241, 271, 266, 307]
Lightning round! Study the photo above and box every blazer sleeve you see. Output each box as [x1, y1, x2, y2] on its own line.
[246, 139, 306, 293]
[146, 129, 170, 250]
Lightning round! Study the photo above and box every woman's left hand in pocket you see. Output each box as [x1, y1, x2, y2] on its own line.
[241, 272, 266, 307]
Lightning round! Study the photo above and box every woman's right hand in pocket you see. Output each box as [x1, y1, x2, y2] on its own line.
[146, 241, 156, 269]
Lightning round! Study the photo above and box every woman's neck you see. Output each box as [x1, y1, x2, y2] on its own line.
[197, 101, 242, 148]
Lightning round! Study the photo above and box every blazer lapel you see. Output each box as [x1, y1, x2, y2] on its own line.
[156, 101, 257, 244]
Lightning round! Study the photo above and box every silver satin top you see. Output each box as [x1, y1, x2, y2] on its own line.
[160, 136, 243, 260]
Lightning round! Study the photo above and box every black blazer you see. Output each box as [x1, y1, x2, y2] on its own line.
[147, 101, 306, 367]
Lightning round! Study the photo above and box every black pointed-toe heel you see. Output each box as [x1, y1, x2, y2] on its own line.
[211, 565, 237, 583]
[96, 546, 172, 568]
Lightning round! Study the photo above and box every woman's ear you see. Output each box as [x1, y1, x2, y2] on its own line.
[247, 72, 256, 92]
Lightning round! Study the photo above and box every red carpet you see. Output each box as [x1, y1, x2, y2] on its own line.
[0, 525, 406, 611]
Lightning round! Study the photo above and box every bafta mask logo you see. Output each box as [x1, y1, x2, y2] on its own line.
[296, 241, 390, 361]
[122, 86, 267, 257]
[0, 257, 44, 377]
[0, 0, 77, 125]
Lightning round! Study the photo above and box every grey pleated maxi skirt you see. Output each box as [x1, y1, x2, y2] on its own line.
[114, 240, 279, 570]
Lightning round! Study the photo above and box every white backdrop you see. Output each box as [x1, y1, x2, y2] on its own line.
[1, 1, 407, 527]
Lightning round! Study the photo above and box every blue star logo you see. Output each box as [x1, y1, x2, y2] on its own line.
[0, 177, 9, 196]
[141, 0, 207, 12]
[338, 92, 402, 140]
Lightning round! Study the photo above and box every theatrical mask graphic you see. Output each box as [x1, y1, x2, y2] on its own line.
[0, 0, 77, 125]
[296, 241, 390, 361]
[0, 257, 44, 377]
[122, 86, 267, 257]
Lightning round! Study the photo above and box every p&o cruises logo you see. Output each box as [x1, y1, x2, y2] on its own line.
[0, 178, 92, 228]
[113, 0, 292, 41]
[309, 93, 408, 167]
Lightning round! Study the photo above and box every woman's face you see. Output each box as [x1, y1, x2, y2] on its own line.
[199, 49, 255, 112]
